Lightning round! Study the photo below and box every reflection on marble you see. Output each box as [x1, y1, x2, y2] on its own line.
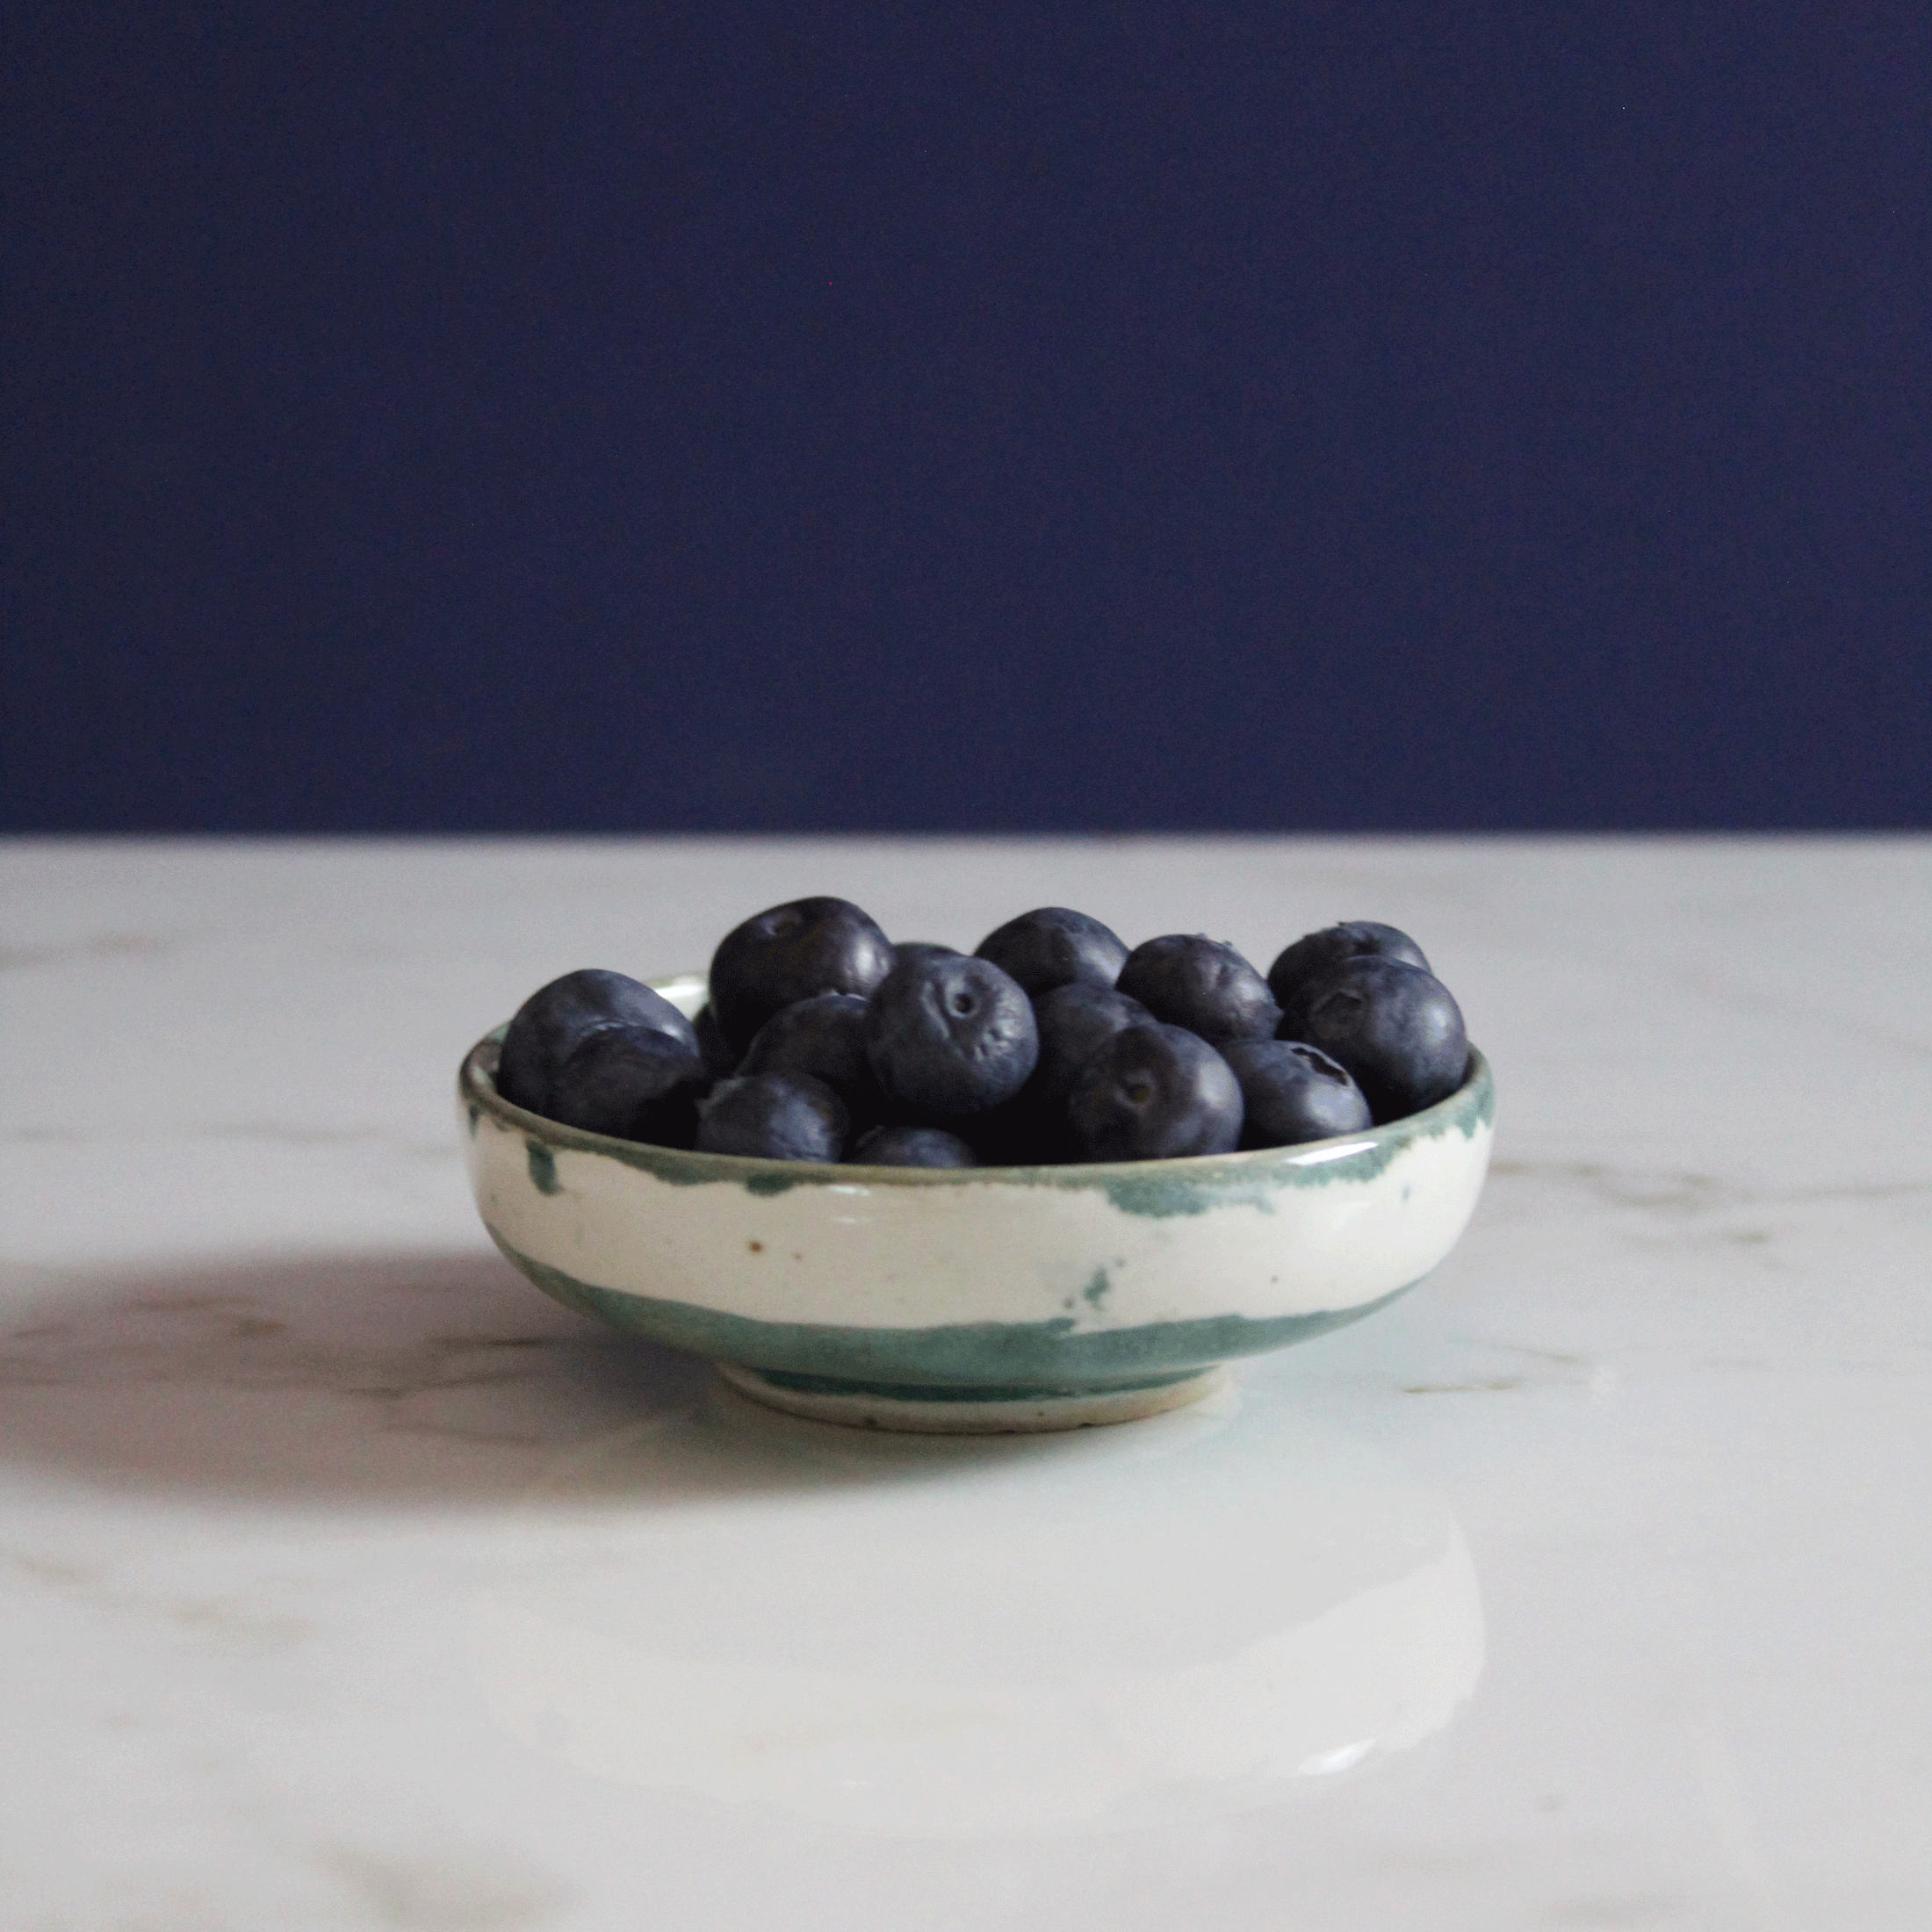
[471, 1388, 1482, 1835]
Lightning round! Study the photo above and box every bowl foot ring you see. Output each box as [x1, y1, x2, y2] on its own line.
[714, 1361, 1229, 1435]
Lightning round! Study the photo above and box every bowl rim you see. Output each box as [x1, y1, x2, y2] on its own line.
[460, 972, 1492, 1192]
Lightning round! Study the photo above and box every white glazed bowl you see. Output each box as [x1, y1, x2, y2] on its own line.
[460, 974, 1494, 1432]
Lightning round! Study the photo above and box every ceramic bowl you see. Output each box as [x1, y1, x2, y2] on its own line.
[459, 973, 1495, 1433]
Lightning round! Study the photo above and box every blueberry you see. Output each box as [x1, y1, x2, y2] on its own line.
[1065, 1022, 1244, 1162]
[1114, 935, 1280, 1046]
[1219, 1039, 1372, 1149]
[695, 1071, 849, 1161]
[973, 907, 1128, 998]
[1030, 983, 1150, 1095]
[691, 1003, 740, 1081]
[1277, 955, 1467, 1121]
[894, 941, 960, 967]
[544, 1027, 707, 1147]
[1266, 922, 1430, 1013]
[739, 992, 885, 1126]
[864, 953, 1039, 1116]
[709, 898, 895, 1056]
[848, 1124, 981, 1168]
[497, 969, 699, 1113]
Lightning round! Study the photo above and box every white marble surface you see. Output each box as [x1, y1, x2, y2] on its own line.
[2, 836, 1928, 1931]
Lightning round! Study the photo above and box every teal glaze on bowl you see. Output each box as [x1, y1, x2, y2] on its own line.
[459, 974, 1495, 1431]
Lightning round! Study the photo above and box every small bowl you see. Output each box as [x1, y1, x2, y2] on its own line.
[459, 974, 1495, 1433]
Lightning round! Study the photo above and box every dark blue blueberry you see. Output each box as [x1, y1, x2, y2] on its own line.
[1029, 984, 1152, 1107]
[973, 907, 1128, 998]
[544, 1027, 707, 1147]
[1114, 935, 1280, 1046]
[691, 1003, 740, 1081]
[847, 1124, 981, 1168]
[864, 954, 1039, 1117]
[739, 992, 885, 1126]
[695, 1071, 849, 1161]
[709, 898, 894, 1056]
[893, 941, 960, 968]
[1219, 1039, 1372, 1149]
[497, 969, 699, 1113]
[1277, 955, 1467, 1121]
[1064, 1023, 1244, 1162]
[958, 984, 1151, 1164]
[1266, 922, 1430, 1013]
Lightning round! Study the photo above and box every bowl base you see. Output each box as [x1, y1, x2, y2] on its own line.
[715, 1362, 1229, 1435]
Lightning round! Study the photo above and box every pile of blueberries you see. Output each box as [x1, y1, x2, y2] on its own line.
[492, 899, 1469, 1168]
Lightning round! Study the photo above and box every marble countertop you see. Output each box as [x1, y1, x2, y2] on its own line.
[4, 836, 1928, 1931]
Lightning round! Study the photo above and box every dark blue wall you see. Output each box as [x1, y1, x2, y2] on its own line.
[6, 4, 1928, 832]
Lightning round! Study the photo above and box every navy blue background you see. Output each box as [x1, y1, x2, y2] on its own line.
[6, 4, 1928, 832]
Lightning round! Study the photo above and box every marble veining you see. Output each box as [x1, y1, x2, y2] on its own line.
[0, 928, 181, 970]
